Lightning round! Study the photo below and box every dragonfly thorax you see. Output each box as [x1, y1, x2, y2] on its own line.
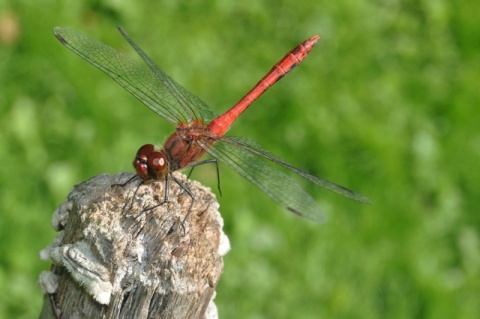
[162, 126, 212, 171]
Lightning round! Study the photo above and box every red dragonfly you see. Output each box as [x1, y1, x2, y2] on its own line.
[54, 26, 370, 222]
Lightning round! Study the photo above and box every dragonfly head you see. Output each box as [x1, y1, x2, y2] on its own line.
[133, 144, 169, 180]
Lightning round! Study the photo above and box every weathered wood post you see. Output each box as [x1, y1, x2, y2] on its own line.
[38, 172, 229, 319]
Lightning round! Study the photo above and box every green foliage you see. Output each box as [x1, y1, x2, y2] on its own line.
[1, 1, 479, 318]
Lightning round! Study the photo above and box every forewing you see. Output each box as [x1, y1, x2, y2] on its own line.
[54, 26, 217, 125]
[116, 27, 217, 123]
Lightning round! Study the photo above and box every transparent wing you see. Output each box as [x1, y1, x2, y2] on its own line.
[198, 136, 371, 222]
[54, 26, 217, 125]
[224, 137, 371, 203]
[198, 137, 326, 222]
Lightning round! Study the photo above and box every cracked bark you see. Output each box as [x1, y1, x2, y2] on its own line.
[38, 172, 228, 319]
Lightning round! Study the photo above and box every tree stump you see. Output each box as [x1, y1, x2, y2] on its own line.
[38, 172, 229, 319]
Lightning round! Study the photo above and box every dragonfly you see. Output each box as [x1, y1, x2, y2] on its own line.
[54, 26, 371, 222]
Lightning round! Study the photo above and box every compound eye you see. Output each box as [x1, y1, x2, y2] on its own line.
[136, 144, 155, 159]
[147, 151, 169, 180]
[134, 159, 150, 180]
[133, 144, 155, 180]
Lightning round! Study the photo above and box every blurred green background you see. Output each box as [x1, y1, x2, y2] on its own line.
[1, 0, 479, 318]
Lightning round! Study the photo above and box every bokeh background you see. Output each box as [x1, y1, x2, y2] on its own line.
[1, 1, 479, 318]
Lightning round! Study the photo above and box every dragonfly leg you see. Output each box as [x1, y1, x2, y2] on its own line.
[185, 158, 222, 197]
[134, 173, 171, 219]
[132, 174, 190, 238]
[115, 178, 144, 217]
[111, 174, 138, 188]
